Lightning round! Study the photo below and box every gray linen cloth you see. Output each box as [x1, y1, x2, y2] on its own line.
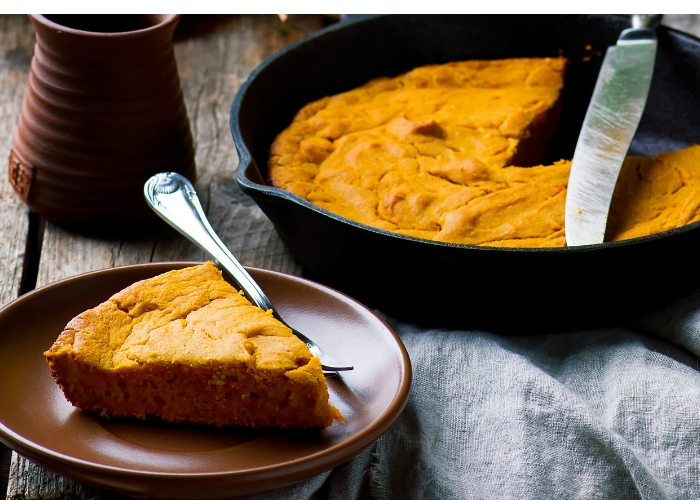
[243, 290, 700, 500]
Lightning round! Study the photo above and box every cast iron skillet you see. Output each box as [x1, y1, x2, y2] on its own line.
[230, 14, 700, 332]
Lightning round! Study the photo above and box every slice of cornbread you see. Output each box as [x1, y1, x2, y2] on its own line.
[44, 262, 343, 429]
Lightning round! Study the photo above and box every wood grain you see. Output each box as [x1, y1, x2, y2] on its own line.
[0, 13, 35, 499]
[5, 14, 322, 500]
[0, 15, 33, 304]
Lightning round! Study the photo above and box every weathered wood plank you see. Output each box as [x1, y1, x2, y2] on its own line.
[0, 14, 33, 303]
[6, 14, 322, 500]
[0, 13, 36, 499]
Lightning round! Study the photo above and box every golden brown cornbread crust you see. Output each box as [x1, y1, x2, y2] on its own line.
[268, 57, 567, 244]
[268, 57, 700, 247]
[44, 262, 343, 429]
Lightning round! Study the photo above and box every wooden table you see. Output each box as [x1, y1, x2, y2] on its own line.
[0, 14, 699, 500]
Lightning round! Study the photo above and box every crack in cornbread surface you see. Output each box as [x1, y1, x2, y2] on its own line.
[44, 262, 343, 429]
[268, 57, 700, 247]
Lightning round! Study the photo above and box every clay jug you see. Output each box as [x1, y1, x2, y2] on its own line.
[9, 14, 196, 229]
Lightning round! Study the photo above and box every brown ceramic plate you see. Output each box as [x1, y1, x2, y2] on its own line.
[0, 262, 411, 499]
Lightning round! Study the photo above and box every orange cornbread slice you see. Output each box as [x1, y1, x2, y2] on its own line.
[44, 262, 343, 429]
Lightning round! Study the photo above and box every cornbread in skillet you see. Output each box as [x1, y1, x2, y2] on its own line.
[268, 56, 700, 247]
[268, 57, 567, 241]
[44, 262, 343, 429]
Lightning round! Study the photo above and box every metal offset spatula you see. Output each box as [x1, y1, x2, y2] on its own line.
[144, 172, 353, 373]
[565, 14, 661, 247]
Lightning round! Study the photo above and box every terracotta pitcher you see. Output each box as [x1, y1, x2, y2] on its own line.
[9, 14, 196, 228]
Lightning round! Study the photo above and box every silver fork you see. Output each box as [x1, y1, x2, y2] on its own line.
[144, 172, 354, 373]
